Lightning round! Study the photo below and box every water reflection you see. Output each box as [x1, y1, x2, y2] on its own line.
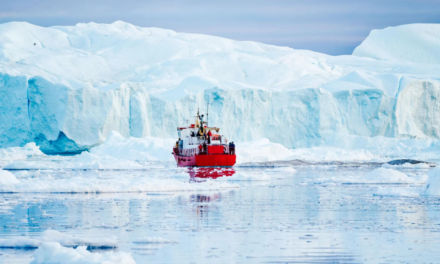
[187, 167, 235, 180]
[190, 193, 221, 204]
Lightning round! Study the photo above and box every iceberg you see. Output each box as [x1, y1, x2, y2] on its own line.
[423, 166, 440, 195]
[0, 169, 20, 185]
[1, 21, 440, 153]
[353, 24, 440, 64]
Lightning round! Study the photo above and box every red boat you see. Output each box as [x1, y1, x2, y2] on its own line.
[172, 110, 236, 167]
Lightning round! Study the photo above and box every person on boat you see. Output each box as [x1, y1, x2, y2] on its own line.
[207, 130, 212, 144]
[230, 142, 236, 155]
[175, 141, 178, 148]
[228, 142, 232, 155]
[203, 142, 207, 154]
[198, 144, 203, 154]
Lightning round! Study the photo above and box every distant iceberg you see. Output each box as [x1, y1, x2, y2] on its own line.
[1, 21, 440, 153]
[353, 24, 440, 64]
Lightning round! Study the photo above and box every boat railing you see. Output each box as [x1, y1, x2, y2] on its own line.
[187, 136, 205, 145]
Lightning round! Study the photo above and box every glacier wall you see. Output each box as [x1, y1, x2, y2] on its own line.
[1, 21, 440, 153]
[2, 71, 440, 153]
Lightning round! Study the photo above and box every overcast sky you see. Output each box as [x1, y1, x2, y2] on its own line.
[1, 0, 439, 55]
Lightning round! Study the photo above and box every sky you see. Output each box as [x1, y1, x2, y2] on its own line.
[1, 0, 439, 55]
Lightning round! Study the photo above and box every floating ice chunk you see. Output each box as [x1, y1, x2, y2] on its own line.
[0, 173, 239, 193]
[423, 166, 440, 196]
[413, 163, 431, 169]
[41, 230, 118, 249]
[30, 242, 135, 264]
[0, 170, 20, 185]
[382, 162, 431, 169]
[0, 237, 41, 249]
[348, 168, 422, 184]
[0, 230, 118, 250]
[0, 143, 44, 160]
[365, 168, 420, 184]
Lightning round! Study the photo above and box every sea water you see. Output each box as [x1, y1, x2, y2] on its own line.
[0, 163, 439, 263]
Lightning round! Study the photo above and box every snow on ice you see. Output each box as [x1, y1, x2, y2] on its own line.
[423, 166, 440, 196]
[0, 230, 117, 249]
[1, 22, 440, 153]
[0, 169, 20, 185]
[353, 24, 440, 64]
[31, 242, 135, 264]
[0, 170, 239, 193]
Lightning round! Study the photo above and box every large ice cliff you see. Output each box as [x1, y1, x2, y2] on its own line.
[1, 21, 440, 153]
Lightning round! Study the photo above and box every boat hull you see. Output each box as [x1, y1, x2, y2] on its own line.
[173, 153, 197, 167]
[195, 154, 236, 167]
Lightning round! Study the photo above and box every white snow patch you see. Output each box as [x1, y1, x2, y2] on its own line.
[353, 24, 440, 64]
[0, 143, 44, 160]
[3, 152, 143, 170]
[423, 166, 440, 196]
[347, 168, 423, 184]
[365, 168, 422, 184]
[0, 173, 238, 193]
[0, 230, 117, 249]
[235, 139, 294, 164]
[0, 169, 20, 185]
[41, 230, 117, 249]
[31, 242, 135, 264]
[90, 131, 175, 162]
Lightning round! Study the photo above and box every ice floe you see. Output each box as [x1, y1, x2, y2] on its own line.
[423, 166, 440, 196]
[0, 169, 20, 185]
[0, 173, 238, 193]
[31, 242, 135, 264]
[90, 131, 175, 162]
[314, 168, 426, 185]
[0, 230, 117, 249]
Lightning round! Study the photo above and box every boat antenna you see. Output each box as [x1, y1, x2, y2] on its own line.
[207, 100, 209, 127]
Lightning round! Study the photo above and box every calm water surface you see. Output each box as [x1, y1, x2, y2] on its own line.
[1, 165, 439, 264]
